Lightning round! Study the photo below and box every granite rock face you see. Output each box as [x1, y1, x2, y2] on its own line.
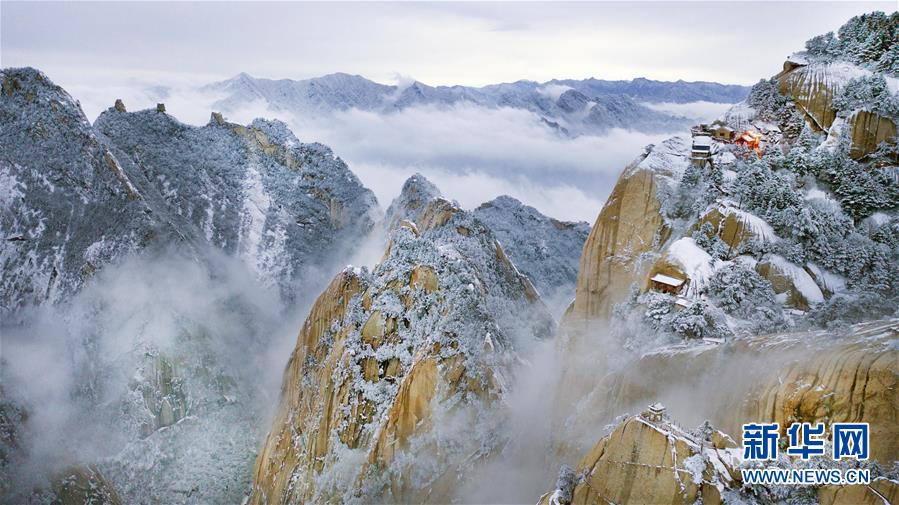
[776, 60, 897, 159]
[1, 67, 379, 504]
[539, 412, 740, 505]
[542, 405, 899, 505]
[0, 68, 169, 311]
[557, 319, 899, 465]
[383, 173, 442, 231]
[567, 138, 688, 322]
[473, 195, 590, 314]
[249, 199, 554, 504]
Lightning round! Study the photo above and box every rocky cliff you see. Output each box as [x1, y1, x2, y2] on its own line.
[557, 319, 899, 465]
[385, 175, 590, 316]
[473, 195, 590, 315]
[1, 67, 378, 312]
[0, 68, 169, 311]
[776, 59, 897, 159]
[567, 137, 687, 322]
[542, 405, 899, 505]
[95, 107, 378, 303]
[0, 68, 379, 504]
[383, 173, 442, 231]
[249, 198, 554, 503]
[540, 411, 741, 505]
[551, 19, 898, 505]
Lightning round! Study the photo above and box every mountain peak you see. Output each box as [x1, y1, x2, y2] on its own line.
[384, 173, 443, 230]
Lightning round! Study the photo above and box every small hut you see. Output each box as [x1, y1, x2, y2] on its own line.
[650, 273, 685, 294]
[156, 103, 166, 113]
[691, 135, 712, 167]
[711, 124, 735, 141]
[642, 403, 667, 423]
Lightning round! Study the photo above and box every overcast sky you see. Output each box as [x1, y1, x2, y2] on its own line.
[2, 1, 895, 89]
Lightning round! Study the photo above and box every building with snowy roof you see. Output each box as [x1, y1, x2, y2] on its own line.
[691, 135, 712, 166]
[649, 273, 686, 294]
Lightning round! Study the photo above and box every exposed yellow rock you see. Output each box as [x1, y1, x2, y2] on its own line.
[229, 123, 300, 169]
[249, 213, 551, 503]
[846, 110, 897, 160]
[417, 198, 461, 232]
[776, 62, 838, 132]
[543, 406, 899, 505]
[570, 166, 668, 321]
[249, 271, 363, 504]
[755, 256, 822, 310]
[562, 320, 899, 464]
[539, 413, 737, 505]
[818, 478, 899, 505]
[776, 60, 896, 159]
[409, 265, 438, 293]
[367, 357, 438, 467]
[494, 238, 541, 303]
[695, 205, 773, 250]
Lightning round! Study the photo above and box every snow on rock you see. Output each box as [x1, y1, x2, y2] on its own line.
[557, 319, 899, 487]
[0, 67, 164, 310]
[666, 237, 714, 297]
[473, 194, 590, 316]
[697, 203, 779, 249]
[94, 108, 378, 303]
[756, 254, 824, 310]
[537, 412, 739, 505]
[1, 67, 381, 503]
[566, 136, 693, 320]
[630, 135, 692, 183]
[383, 173, 443, 231]
[249, 198, 554, 504]
[806, 262, 847, 296]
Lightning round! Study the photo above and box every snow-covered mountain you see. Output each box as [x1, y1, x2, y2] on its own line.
[0, 67, 378, 312]
[94, 108, 378, 303]
[204, 72, 749, 135]
[0, 67, 378, 503]
[552, 12, 899, 504]
[385, 174, 590, 315]
[3, 10, 898, 505]
[0, 68, 171, 311]
[250, 197, 555, 503]
[472, 195, 590, 314]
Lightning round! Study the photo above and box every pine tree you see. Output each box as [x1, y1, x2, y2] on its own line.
[805, 32, 838, 60]
[858, 31, 884, 66]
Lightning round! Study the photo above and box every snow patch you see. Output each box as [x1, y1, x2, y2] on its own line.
[768, 254, 824, 305]
[667, 237, 713, 297]
[537, 84, 573, 101]
[806, 262, 846, 295]
[238, 161, 272, 277]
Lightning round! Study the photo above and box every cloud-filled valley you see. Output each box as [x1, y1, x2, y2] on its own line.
[66, 74, 739, 223]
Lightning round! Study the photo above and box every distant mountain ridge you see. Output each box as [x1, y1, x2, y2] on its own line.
[204, 72, 750, 135]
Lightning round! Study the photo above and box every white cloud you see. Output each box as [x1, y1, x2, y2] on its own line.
[67, 77, 671, 223]
[280, 103, 672, 222]
[537, 83, 572, 101]
[642, 100, 737, 124]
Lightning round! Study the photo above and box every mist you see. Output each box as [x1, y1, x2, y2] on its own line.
[642, 100, 736, 124]
[0, 247, 324, 501]
[65, 74, 690, 223]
